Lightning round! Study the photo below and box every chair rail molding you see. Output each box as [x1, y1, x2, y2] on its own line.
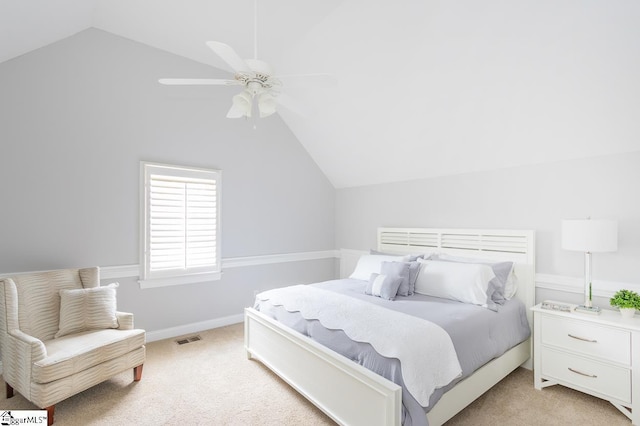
[0, 250, 340, 280]
[2, 250, 636, 299]
[535, 273, 640, 298]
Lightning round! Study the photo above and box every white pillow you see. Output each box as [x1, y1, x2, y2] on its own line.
[431, 253, 517, 300]
[349, 254, 410, 281]
[55, 283, 119, 338]
[415, 260, 496, 307]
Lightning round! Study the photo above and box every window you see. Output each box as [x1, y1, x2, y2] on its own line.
[140, 162, 221, 288]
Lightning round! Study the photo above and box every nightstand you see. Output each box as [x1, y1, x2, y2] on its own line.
[532, 304, 640, 424]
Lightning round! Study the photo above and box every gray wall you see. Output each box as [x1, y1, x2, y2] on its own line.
[336, 151, 640, 304]
[0, 28, 336, 332]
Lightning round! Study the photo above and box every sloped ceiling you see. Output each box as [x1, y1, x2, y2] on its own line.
[2, 0, 640, 188]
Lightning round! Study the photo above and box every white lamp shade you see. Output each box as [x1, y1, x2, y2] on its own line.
[226, 90, 253, 118]
[258, 92, 277, 118]
[561, 219, 618, 252]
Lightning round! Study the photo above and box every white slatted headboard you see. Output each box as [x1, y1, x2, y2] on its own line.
[378, 228, 532, 257]
[341, 227, 536, 334]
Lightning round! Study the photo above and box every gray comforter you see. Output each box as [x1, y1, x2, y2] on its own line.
[254, 278, 531, 426]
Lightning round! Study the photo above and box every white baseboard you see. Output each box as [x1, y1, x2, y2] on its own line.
[145, 313, 244, 343]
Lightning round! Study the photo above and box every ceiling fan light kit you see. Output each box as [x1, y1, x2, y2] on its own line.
[257, 92, 277, 118]
[157, 0, 320, 120]
[227, 91, 253, 118]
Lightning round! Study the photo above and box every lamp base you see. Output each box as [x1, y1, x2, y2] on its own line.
[575, 305, 602, 315]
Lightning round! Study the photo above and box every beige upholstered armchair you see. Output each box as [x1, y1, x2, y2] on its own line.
[0, 267, 145, 425]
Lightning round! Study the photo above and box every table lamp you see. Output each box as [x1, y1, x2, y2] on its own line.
[561, 218, 618, 314]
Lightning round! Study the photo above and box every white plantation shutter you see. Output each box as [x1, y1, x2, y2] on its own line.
[141, 163, 221, 287]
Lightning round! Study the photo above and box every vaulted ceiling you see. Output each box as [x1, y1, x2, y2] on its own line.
[2, 0, 639, 188]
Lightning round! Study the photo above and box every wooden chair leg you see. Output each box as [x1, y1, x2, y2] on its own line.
[6, 382, 14, 398]
[45, 405, 54, 426]
[133, 364, 143, 382]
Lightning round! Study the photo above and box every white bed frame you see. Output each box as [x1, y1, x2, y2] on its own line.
[245, 227, 535, 426]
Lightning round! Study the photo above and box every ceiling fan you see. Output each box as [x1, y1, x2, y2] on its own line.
[158, 0, 328, 119]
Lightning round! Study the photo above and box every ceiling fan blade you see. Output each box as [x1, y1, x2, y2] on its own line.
[276, 74, 337, 89]
[158, 78, 239, 86]
[206, 41, 252, 74]
[275, 92, 308, 117]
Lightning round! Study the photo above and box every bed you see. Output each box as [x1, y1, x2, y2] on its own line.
[244, 227, 535, 426]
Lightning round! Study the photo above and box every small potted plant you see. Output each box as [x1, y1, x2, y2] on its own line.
[610, 289, 640, 318]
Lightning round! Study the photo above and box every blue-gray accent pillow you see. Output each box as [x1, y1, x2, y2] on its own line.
[407, 262, 421, 295]
[381, 261, 421, 296]
[381, 261, 410, 296]
[365, 273, 402, 301]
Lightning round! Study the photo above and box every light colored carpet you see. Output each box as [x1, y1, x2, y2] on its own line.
[0, 323, 630, 425]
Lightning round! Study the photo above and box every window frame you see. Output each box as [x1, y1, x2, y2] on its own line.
[139, 161, 222, 289]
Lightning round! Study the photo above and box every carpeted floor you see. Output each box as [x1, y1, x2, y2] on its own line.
[0, 323, 631, 425]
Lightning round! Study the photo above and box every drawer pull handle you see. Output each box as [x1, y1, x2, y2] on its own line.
[568, 367, 597, 378]
[568, 334, 597, 343]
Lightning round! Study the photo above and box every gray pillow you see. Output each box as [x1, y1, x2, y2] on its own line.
[381, 261, 421, 296]
[485, 262, 513, 304]
[407, 262, 421, 295]
[365, 273, 402, 301]
[381, 261, 410, 296]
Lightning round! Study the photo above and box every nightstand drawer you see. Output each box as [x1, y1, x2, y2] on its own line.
[541, 315, 630, 365]
[541, 347, 631, 403]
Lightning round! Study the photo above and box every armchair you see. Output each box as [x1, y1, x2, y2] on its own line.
[0, 267, 145, 425]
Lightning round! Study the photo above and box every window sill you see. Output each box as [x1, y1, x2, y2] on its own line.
[138, 272, 222, 289]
